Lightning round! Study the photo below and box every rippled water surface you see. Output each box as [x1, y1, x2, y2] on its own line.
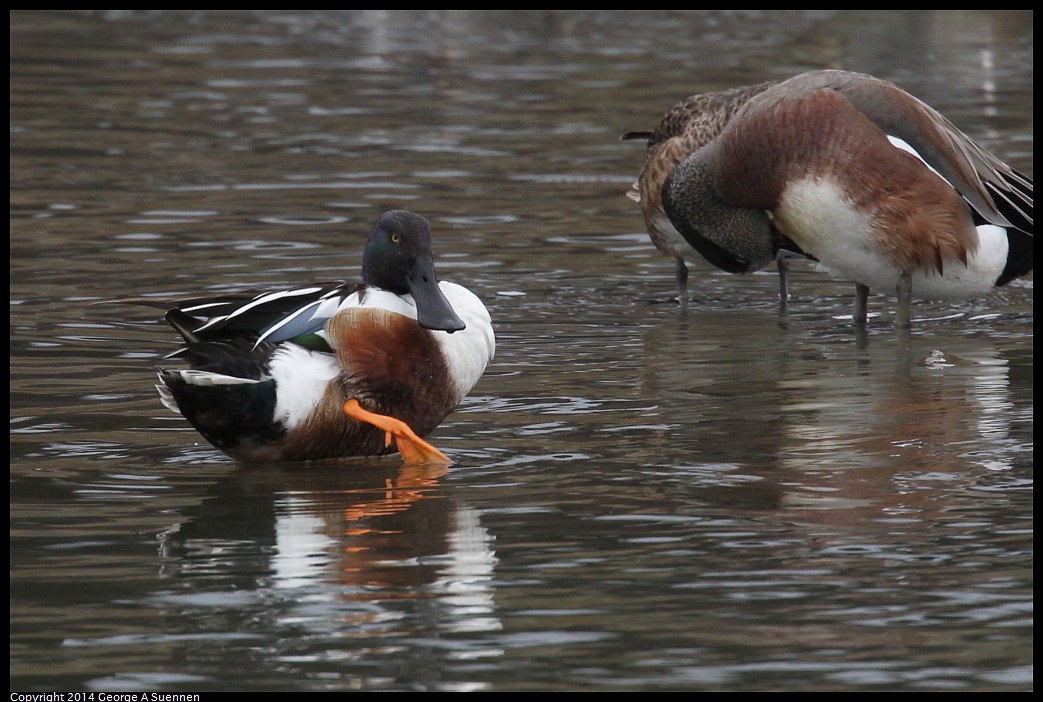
[11, 10, 1033, 692]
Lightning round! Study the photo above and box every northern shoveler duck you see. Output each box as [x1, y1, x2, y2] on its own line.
[629, 70, 1033, 326]
[623, 81, 810, 309]
[125, 210, 495, 464]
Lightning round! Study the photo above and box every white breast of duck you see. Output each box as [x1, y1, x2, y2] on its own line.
[267, 281, 495, 433]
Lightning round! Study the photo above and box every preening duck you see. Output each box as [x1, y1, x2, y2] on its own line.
[633, 70, 1033, 326]
[124, 210, 495, 464]
[623, 81, 810, 308]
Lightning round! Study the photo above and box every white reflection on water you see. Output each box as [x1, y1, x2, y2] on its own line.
[778, 339, 1018, 484]
[432, 506, 502, 635]
[272, 500, 337, 590]
[267, 491, 503, 637]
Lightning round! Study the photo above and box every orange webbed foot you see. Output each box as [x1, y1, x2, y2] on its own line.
[343, 399, 451, 466]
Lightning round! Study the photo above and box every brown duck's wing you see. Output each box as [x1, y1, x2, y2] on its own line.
[769, 70, 1032, 233]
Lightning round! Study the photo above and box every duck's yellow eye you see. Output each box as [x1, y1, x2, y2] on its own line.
[391, 233, 401, 244]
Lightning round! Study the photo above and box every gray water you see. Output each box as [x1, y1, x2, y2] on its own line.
[10, 10, 1033, 692]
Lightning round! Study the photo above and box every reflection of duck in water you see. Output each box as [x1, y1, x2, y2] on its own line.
[636, 313, 1027, 522]
[159, 462, 501, 637]
[125, 210, 495, 464]
[626, 70, 1032, 326]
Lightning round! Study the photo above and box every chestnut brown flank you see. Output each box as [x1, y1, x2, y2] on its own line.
[279, 308, 456, 460]
[712, 89, 976, 275]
